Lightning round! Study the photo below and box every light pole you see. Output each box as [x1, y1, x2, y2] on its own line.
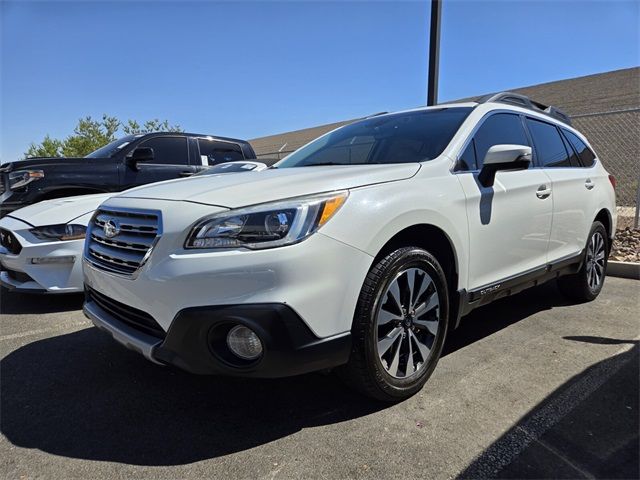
[427, 0, 442, 106]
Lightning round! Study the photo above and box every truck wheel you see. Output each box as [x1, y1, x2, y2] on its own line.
[558, 221, 608, 302]
[339, 247, 449, 402]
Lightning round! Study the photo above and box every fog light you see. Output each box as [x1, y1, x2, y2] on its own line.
[29, 255, 75, 264]
[226, 325, 263, 360]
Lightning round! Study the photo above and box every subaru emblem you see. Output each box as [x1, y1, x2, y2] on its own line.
[103, 219, 120, 238]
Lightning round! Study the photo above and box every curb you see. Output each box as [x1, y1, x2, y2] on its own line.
[607, 261, 640, 280]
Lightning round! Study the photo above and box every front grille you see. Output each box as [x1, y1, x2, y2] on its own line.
[0, 174, 5, 195]
[0, 228, 22, 255]
[6, 268, 33, 283]
[85, 208, 160, 275]
[87, 287, 166, 339]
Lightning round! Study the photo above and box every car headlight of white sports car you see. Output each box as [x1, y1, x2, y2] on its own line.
[185, 191, 348, 250]
[30, 224, 87, 241]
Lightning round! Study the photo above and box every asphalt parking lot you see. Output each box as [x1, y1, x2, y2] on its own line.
[1, 277, 638, 479]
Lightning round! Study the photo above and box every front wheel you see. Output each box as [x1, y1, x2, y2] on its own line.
[558, 221, 608, 302]
[338, 247, 449, 402]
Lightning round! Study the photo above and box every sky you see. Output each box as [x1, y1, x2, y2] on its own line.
[1, 0, 638, 161]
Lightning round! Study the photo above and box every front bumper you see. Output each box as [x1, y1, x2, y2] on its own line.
[83, 228, 373, 338]
[0, 216, 85, 293]
[82, 197, 373, 376]
[84, 292, 352, 377]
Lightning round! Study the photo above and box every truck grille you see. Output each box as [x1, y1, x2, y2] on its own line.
[85, 208, 161, 276]
[86, 287, 166, 339]
[0, 228, 22, 255]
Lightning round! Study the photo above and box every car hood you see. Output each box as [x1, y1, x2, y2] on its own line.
[6, 193, 113, 226]
[0, 157, 112, 171]
[117, 163, 421, 208]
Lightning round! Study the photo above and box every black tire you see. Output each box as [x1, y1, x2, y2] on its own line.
[558, 221, 608, 302]
[338, 247, 450, 402]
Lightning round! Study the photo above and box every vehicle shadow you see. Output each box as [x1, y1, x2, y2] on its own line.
[444, 280, 573, 356]
[0, 287, 84, 315]
[459, 338, 639, 479]
[0, 281, 582, 466]
[1, 326, 384, 466]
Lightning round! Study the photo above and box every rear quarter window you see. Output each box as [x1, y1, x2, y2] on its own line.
[562, 129, 597, 167]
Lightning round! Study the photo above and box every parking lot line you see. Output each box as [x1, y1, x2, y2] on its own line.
[0, 320, 90, 341]
[461, 336, 639, 478]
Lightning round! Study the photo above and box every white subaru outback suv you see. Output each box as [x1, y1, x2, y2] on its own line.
[83, 93, 616, 401]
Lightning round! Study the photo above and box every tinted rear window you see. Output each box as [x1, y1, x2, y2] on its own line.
[562, 129, 596, 167]
[277, 107, 473, 168]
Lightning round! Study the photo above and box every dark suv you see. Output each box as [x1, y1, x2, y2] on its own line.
[0, 132, 257, 217]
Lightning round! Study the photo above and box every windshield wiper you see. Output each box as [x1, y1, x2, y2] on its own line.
[301, 162, 365, 167]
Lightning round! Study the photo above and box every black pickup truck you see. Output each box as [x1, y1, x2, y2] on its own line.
[0, 132, 257, 217]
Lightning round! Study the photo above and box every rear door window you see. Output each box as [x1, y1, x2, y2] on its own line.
[562, 129, 596, 167]
[526, 118, 571, 168]
[198, 139, 245, 165]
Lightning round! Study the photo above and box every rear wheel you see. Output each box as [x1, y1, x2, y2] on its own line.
[339, 247, 449, 402]
[558, 221, 608, 301]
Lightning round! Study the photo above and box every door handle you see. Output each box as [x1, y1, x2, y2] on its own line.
[179, 171, 194, 177]
[585, 178, 594, 190]
[536, 185, 551, 199]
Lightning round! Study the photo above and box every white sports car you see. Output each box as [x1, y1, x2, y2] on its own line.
[0, 193, 111, 293]
[0, 161, 269, 293]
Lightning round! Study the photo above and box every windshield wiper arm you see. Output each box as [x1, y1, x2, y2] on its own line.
[301, 162, 360, 167]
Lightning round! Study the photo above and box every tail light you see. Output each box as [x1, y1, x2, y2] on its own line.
[608, 175, 617, 189]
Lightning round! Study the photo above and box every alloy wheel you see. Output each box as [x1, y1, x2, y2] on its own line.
[375, 267, 441, 379]
[586, 231, 606, 291]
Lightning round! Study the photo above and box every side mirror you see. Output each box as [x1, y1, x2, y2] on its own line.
[478, 144, 532, 187]
[126, 147, 154, 170]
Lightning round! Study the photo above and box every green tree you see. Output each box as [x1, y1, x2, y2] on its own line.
[24, 135, 64, 158]
[123, 119, 182, 135]
[24, 115, 182, 158]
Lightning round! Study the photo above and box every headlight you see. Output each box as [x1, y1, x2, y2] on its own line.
[30, 224, 87, 241]
[9, 170, 44, 190]
[185, 191, 348, 250]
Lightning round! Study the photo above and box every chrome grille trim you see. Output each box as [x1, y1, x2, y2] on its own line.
[90, 233, 152, 252]
[84, 207, 162, 277]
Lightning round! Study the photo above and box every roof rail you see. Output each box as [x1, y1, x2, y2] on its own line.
[478, 92, 572, 125]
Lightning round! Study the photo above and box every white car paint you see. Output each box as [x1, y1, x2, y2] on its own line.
[0, 193, 112, 293]
[82, 100, 616, 375]
[118, 163, 421, 208]
[0, 161, 270, 294]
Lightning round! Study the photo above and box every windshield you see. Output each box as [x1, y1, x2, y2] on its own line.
[277, 107, 472, 168]
[85, 135, 141, 158]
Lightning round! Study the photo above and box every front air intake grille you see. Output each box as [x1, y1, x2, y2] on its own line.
[6, 268, 33, 283]
[0, 228, 22, 255]
[87, 287, 166, 339]
[85, 208, 161, 276]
